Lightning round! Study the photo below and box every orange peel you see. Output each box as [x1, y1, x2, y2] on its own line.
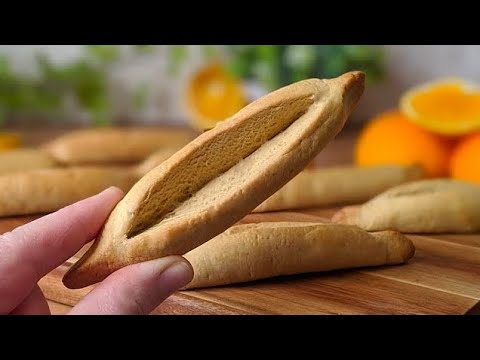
[354, 110, 452, 177]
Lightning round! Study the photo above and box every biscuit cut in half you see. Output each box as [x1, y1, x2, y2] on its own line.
[332, 179, 480, 233]
[183, 222, 415, 289]
[63, 71, 365, 289]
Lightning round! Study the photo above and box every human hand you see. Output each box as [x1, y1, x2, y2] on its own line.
[0, 187, 193, 315]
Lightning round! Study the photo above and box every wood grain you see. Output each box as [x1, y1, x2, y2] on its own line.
[3, 129, 480, 315]
[361, 250, 480, 299]
[188, 271, 474, 315]
[34, 208, 480, 315]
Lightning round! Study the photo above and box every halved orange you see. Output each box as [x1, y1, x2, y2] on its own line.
[185, 62, 247, 131]
[400, 79, 480, 135]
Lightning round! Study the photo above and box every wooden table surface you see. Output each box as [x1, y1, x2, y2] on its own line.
[3, 126, 480, 315]
[35, 208, 480, 315]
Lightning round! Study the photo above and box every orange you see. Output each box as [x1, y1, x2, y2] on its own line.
[400, 79, 480, 135]
[354, 110, 452, 177]
[185, 62, 247, 131]
[450, 133, 480, 184]
[0, 133, 21, 151]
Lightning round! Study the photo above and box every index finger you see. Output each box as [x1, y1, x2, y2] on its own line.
[0, 187, 123, 314]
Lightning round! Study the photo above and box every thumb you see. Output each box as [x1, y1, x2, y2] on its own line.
[69, 256, 193, 315]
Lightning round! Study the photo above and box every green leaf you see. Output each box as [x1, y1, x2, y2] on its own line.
[35, 52, 51, 73]
[86, 45, 120, 65]
[36, 53, 67, 85]
[201, 45, 218, 60]
[226, 57, 250, 78]
[0, 56, 10, 77]
[256, 45, 277, 61]
[84, 95, 112, 126]
[0, 107, 5, 126]
[285, 45, 315, 69]
[168, 45, 188, 76]
[284, 45, 316, 82]
[254, 46, 282, 90]
[322, 55, 349, 79]
[90, 108, 111, 127]
[32, 86, 63, 111]
[133, 84, 149, 111]
[225, 45, 256, 78]
[62, 61, 107, 101]
[251, 61, 277, 91]
[134, 45, 155, 54]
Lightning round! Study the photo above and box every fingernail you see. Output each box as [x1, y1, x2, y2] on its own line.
[100, 186, 124, 198]
[103, 186, 122, 194]
[157, 260, 193, 292]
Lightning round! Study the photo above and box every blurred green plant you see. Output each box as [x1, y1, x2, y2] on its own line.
[0, 45, 155, 126]
[168, 45, 385, 91]
[0, 45, 385, 127]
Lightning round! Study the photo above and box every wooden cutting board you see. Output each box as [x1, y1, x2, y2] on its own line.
[3, 129, 478, 314]
[5, 208, 480, 315]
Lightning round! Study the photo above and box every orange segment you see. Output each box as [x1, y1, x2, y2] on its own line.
[450, 133, 480, 184]
[0, 133, 21, 151]
[354, 110, 452, 177]
[400, 79, 480, 135]
[185, 62, 247, 131]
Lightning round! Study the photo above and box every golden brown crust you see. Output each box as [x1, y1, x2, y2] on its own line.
[370, 230, 416, 263]
[42, 127, 194, 165]
[332, 179, 480, 233]
[0, 149, 58, 175]
[63, 72, 365, 289]
[182, 222, 415, 289]
[0, 167, 137, 217]
[254, 164, 425, 212]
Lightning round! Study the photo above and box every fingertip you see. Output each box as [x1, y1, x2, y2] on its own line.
[101, 186, 125, 200]
[168, 255, 194, 275]
[69, 255, 194, 315]
[136, 255, 194, 290]
[86, 186, 124, 210]
[158, 256, 194, 289]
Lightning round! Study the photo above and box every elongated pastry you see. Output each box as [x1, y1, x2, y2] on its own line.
[254, 164, 425, 212]
[0, 148, 58, 175]
[134, 147, 179, 177]
[332, 179, 480, 233]
[42, 127, 194, 165]
[63, 71, 366, 289]
[182, 222, 415, 289]
[0, 167, 137, 217]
